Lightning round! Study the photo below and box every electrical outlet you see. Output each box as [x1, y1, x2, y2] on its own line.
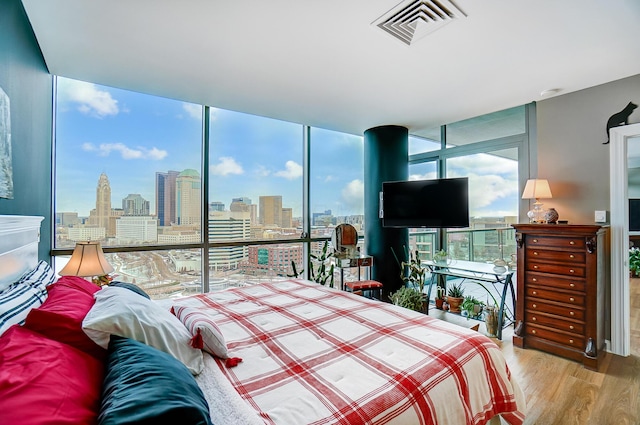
[594, 210, 607, 223]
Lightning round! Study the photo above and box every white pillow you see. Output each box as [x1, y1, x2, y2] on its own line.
[82, 286, 204, 375]
[172, 305, 228, 359]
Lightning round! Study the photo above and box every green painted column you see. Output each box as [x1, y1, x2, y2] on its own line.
[364, 125, 408, 299]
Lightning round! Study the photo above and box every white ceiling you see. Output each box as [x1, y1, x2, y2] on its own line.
[21, 0, 640, 138]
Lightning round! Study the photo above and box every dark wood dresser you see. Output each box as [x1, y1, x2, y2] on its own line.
[511, 224, 609, 370]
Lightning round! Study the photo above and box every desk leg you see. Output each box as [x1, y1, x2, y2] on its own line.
[497, 275, 513, 340]
[425, 274, 436, 315]
[340, 268, 345, 291]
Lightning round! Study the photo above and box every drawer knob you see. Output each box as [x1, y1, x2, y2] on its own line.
[569, 254, 575, 259]
[569, 297, 575, 302]
[532, 330, 537, 334]
[569, 269, 575, 273]
[532, 317, 537, 321]
[532, 304, 537, 308]
[533, 239, 538, 243]
[532, 278, 538, 282]
[533, 251, 538, 255]
[533, 291, 537, 295]
[570, 283, 575, 288]
[569, 311, 575, 316]
[569, 339, 574, 344]
[570, 241, 575, 245]
[569, 325, 574, 330]
[534, 265, 539, 269]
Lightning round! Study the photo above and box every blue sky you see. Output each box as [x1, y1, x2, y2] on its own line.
[55, 77, 365, 218]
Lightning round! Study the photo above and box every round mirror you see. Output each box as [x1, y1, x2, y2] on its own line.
[331, 224, 358, 257]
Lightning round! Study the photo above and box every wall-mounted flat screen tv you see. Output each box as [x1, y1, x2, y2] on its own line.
[381, 177, 469, 228]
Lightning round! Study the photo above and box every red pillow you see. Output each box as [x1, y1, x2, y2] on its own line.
[24, 276, 105, 359]
[0, 325, 104, 425]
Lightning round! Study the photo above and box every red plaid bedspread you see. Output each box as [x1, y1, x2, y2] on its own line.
[180, 279, 525, 425]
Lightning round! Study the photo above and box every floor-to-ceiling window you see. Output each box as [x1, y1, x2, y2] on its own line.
[52, 77, 366, 298]
[408, 105, 531, 263]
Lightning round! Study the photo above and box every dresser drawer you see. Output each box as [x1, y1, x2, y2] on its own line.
[526, 235, 585, 249]
[525, 299, 585, 320]
[526, 248, 585, 264]
[526, 272, 586, 292]
[527, 287, 585, 305]
[526, 311, 585, 334]
[527, 261, 586, 277]
[526, 324, 584, 349]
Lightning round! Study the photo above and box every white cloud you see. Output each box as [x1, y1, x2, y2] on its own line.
[275, 161, 302, 180]
[182, 103, 202, 120]
[467, 173, 518, 211]
[324, 175, 337, 183]
[210, 156, 244, 176]
[341, 179, 364, 213]
[82, 142, 167, 160]
[58, 79, 119, 118]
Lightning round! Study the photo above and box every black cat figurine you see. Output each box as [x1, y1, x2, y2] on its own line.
[604, 101, 638, 144]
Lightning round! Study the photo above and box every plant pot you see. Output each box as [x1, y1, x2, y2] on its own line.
[435, 298, 444, 310]
[447, 296, 463, 313]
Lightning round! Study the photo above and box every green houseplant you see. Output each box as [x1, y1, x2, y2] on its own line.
[630, 247, 640, 277]
[461, 295, 484, 319]
[288, 240, 335, 288]
[389, 286, 425, 312]
[446, 282, 464, 313]
[389, 246, 427, 312]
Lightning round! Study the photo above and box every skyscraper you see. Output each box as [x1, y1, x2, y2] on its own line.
[90, 172, 111, 230]
[155, 170, 179, 226]
[122, 194, 150, 216]
[176, 169, 201, 225]
[259, 195, 282, 227]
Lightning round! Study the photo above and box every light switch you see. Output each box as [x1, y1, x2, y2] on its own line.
[594, 210, 607, 223]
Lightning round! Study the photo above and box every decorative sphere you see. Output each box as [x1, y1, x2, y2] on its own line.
[544, 208, 559, 224]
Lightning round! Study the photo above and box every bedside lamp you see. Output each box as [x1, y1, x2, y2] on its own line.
[522, 179, 552, 223]
[59, 241, 114, 286]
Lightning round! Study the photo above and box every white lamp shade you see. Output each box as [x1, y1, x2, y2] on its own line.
[521, 179, 552, 200]
[59, 241, 114, 277]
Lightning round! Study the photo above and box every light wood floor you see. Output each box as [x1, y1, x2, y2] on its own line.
[431, 278, 640, 425]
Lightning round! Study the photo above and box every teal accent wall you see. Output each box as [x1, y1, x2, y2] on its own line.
[364, 125, 408, 296]
[0, 0, 53, 260]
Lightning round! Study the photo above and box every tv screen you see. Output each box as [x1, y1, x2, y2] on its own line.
[630, 199, 640, 231]
[381, 177, 469, 228]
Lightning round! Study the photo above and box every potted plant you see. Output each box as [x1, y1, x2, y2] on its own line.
[461, 296, 484, 319]
[435, 285, 445, 309]
[446, 282, 464, 313]
[433, 249, 449, 264]
[288, 240, 335, 288]
[630, 247, 640, 277]
[389, 286, 425, 312]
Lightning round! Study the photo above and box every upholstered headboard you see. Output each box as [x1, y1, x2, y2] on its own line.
[0, 215, 44, 289]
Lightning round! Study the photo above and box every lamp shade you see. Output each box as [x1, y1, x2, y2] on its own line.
[59, 241, 114, 277]
[521, 179, 552, 200]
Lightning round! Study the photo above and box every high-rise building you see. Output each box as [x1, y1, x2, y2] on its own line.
[116, 216, 158, 244]
[282, 207, 293, 228]
[208, 210, 251, 271]
[210, 201, 225, 212]
[259, 195, 282, 227]
[122, 194, 150, 216]
[155, 170, 179, 226]
[89, 173, 111, 232]
[176, 169, 201, 226]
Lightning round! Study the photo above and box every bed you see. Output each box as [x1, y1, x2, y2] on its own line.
[0, 215, 526, 425]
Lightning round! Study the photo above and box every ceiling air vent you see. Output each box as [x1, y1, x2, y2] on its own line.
[373, 0, 466, 46]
